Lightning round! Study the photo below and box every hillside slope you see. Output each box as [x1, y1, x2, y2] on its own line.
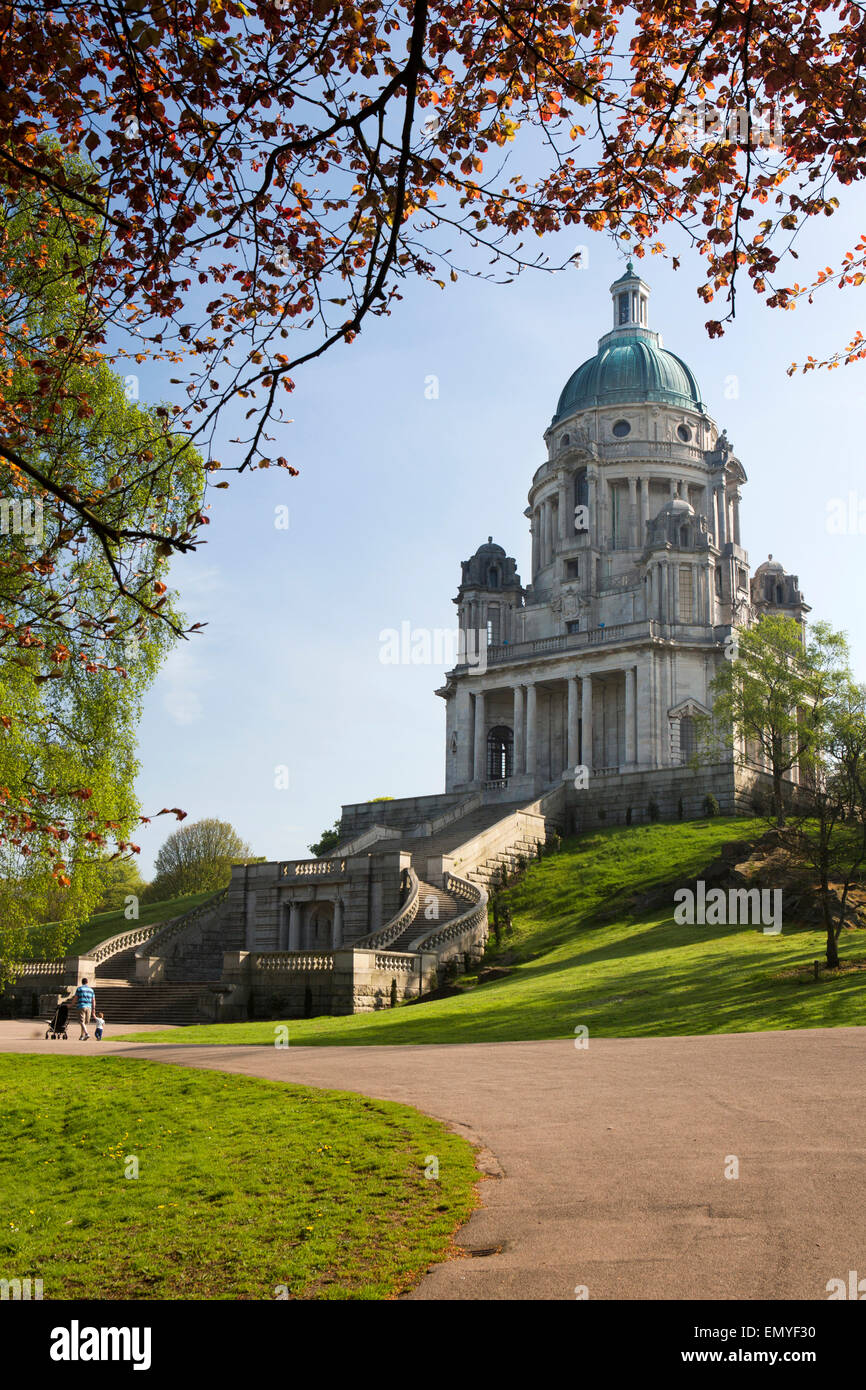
[118, 817, 866, 1045]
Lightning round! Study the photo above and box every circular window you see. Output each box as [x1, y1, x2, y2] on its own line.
[677, 424, 692, 442]
[612, 419, 631, 438]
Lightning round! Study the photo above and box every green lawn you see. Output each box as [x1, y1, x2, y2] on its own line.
[116, 817, 866, 1046]
[32, 893, 214, 960]
[0, 1055, 478, 1299]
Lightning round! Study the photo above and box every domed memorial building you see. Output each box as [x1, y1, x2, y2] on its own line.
[435, 264, 809, 823]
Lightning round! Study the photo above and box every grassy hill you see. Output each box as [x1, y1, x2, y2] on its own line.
[117, 816, 866, 1046]
[32, 892, 214, 960]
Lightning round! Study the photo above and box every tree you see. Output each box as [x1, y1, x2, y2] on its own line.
[704, 617, 848, 827]
[3, 0, 866, 632]
[0, 175, 203, 863]
[309, 821, 342, 858]
[148, 818, 254, 901]
[94, 857, 147, 914]
[783, 682, 866, 970]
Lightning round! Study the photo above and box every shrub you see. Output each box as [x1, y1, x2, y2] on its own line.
[647, 799, 660, 822]
[703, 793, 720, 818]
[677, 796, 685, 820]
[390, 977, 398, 1009]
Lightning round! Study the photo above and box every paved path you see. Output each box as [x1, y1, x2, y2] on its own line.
[2, 1023, 864, 1300]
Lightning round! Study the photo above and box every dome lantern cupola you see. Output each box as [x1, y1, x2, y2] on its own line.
[610, 260, 651, 332]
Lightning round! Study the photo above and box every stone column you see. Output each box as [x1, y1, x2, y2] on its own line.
[640, 477, 650, 547]
[628, 476, 638, 548]
[691, 566, 700, 624]
[473, 691, 486, 782]
[558, 479, 569, 542]
[513, 685, 525, 775]
[455, 683, 473, 785]
[531, 509, 539, 575]
[525, 684, 537, 782]
[587, 469, 598, 546]
[581, 673, 593, 772]
[732, 492, 742, 545]
[332, 899, 344, 949]
[566, 676, 580, 769]
[544, 499, 554, 566]
[288, 902, 302, 952]
[625, 666, 636, 766]
[669, 477, 678, 498]
[716, 486, 727, 545]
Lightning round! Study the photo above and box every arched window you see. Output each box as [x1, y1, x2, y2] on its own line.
[486, 726, 513, 781]
[487, 566, 500, 588]
[574, 467, 588, 510]
[680, 715, 697, 762]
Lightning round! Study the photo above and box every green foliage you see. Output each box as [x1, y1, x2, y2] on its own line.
[308, 820, 342, 858]
[0, 171, 205, 984]
[703, 793, 720, 818]
[704, 616, 850, 826]
[146, 819, 253, 901]
[94, 857, 147, 913]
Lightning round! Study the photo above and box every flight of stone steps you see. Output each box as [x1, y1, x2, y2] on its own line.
[161, 917, 245, 982]
[70, 980, 210, 1026]
[466, 836, 544, 891]
[407, 802, 527, 880]
[386, 880, 464, 952]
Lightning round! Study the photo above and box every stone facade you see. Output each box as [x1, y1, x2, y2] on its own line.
[436, 266, 810, 815]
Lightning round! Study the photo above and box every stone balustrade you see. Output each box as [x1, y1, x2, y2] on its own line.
[354, 869, 420, 949]
[280, 858, 347, 877]
[254, 952, 334, 972]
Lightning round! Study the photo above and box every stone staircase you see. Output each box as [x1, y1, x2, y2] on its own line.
[69, 980, 210, 1026]
[466, 836, 543, 891]
[387, 880, 464, 952]
[407, 801, 527, 879]
[162, 916, 245, 982]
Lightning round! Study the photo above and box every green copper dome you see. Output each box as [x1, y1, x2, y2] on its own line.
[553, 331, 703, 422]
[553, 270, 704, 423]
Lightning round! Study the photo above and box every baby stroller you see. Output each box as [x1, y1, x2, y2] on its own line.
[45, 1002, 69, 1040]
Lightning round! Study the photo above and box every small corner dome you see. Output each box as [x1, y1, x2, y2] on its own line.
[658, 496, 694, 516]
[473, 535, 506, 558]
[754, 554, 784, 575]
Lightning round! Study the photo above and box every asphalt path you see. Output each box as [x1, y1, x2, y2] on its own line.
[3, 1022, 863, 1299]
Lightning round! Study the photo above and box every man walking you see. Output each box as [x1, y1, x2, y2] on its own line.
[74, 977, 96, 1040]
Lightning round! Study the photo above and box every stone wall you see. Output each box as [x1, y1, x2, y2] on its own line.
[217, 947, 441, 1021]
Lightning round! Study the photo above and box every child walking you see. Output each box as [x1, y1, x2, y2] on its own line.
[93, 1011, 105, 1042]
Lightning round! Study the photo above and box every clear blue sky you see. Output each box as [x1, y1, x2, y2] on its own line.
[132, 189, 866, 876]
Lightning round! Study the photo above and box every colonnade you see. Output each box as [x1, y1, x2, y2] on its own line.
[530, 469, 741, 572]
[470, 665, 639, 782]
